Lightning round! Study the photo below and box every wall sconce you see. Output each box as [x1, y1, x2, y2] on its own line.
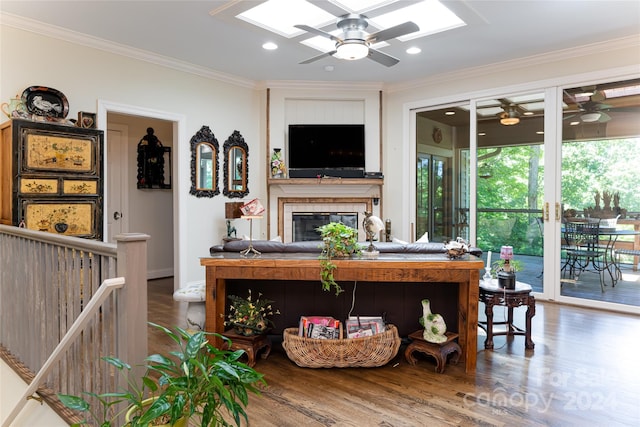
[372, 196, 380, 206]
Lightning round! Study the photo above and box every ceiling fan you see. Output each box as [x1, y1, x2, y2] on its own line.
[563, 87, 612, 123]
[295, 14, 419, 67]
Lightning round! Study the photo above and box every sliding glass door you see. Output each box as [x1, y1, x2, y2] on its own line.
[474, 92, 547, 293]
[559, 78, 640, 308]
[412, 77, 640, 311]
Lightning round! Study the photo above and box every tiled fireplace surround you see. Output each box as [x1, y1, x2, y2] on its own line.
[271, 184, 380, 242]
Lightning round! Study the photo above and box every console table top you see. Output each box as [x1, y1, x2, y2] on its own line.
[202, 252, 484, 270]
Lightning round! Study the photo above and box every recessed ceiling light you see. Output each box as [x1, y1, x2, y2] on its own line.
[478, 132, 486, 136]
[444, 111, 455, 115]
[262, 42, 278, 50]
[570, 121, 580, 126]
[523, 111, 534, 116]
[406, 47, 421, 55]
[536, 131, 544, 135]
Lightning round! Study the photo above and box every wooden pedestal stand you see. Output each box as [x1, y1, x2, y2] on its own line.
[223, 330, 272, 367]
[404, 331, 461, 373]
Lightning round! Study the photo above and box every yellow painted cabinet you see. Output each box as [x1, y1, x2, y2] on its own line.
[0, 119, 103, 239]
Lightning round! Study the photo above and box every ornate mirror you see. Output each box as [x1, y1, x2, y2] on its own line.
[223, 130, 249, 198]
[189, 125, 219, 197]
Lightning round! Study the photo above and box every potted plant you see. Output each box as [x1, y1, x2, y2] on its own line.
[225, 290, 280, 336]
[58, 322, 265, 426]
[316, 222, 361, 295]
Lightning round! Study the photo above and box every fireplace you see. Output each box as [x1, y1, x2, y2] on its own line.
[292, 213, 358, 241]
[277, 198, 372, 242]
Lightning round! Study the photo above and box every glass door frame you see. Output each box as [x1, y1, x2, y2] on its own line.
[406, 73, 640, 315]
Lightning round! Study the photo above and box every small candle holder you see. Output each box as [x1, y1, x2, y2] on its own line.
[483, 250, 493, 283]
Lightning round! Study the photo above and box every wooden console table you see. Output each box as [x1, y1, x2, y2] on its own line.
[200, 253, 483, 374]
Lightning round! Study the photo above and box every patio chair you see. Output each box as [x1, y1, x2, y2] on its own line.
[561, 221, 606, 291]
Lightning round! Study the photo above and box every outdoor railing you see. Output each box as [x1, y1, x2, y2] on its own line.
[0, 225, 149, 425]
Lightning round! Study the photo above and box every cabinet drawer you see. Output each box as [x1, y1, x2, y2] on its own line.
[21, 199, 101, 239]
[20, 178, 59, 194]
[63, 179, 98, 195]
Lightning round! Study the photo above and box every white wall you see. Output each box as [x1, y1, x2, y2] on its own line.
[0, 24, 262, 288]
[1, 360, 68, 426]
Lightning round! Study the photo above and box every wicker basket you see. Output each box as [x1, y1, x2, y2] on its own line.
[282, 324, 401, 368]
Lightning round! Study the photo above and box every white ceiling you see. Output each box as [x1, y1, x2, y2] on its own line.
[1, 1, 639, 86]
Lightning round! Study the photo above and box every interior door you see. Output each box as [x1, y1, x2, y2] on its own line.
[106, 124, 129, 242]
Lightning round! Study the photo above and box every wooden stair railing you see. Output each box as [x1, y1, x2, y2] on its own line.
[2, 277, 125, 427]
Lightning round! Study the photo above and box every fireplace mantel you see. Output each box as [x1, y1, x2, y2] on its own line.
[268, 177, 383, 186]
[268, 178, 383, 242]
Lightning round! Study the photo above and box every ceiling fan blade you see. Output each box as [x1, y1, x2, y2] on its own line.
[299, 51, 336, 65]
[366, 21, 419, 43]
[598, 112, 611, 122]
[591, 90, 606, 102]
[563, 113, 579, 121]
[295, 24, 342, 42]
[367, 48, 399, 67]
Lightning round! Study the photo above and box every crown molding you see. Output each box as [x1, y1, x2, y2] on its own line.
[0, 12, 258, 90]
[257, 80, 383, 91]
[386, 35, 640, 94]
[4, 11, 638, 94]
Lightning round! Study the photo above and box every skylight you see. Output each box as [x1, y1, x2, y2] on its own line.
[370, 0, 466, 41]
[236, 0, 466, 44]
[236, 0, 335, 38]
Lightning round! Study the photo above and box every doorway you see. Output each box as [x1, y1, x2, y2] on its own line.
[416, 154, 451, 242]
[98, 101, 185, 292]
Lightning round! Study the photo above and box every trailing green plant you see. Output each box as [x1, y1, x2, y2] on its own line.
[58, 322, 266, 426]
[316, 222, 361, 295]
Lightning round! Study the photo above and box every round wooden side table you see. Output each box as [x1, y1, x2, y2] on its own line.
[478, 279, 535, 350]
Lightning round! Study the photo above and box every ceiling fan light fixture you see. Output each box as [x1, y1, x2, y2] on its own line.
[500, 117, 520, 125]
[500, 107, 520, 125]
[335, 41, 369, 60]
[580, 112, 602, 123]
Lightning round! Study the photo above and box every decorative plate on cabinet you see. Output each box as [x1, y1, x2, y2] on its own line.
[21, 86, 69, 118]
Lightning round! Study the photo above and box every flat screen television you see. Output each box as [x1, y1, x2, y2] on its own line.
[287, 124, 365, 178]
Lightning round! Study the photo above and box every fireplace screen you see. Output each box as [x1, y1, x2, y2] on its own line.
[292, 213, 358, 241]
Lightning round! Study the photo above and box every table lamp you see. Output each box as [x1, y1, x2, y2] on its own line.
[239, 199, 264, 256]
[497, 245, 516, 289]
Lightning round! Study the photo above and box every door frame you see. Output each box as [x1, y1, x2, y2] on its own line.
[403, 68, 640, 315]
[97, 100, 186, 292]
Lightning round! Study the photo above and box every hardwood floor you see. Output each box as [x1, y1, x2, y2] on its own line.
[148, 278, 640, 426]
